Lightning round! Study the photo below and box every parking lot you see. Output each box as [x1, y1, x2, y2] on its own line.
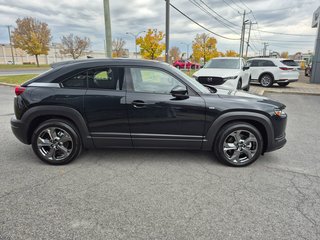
[0, 85, 320, 239]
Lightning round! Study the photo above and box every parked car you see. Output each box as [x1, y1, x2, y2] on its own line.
[11, 59, 287, 167]
[192, 57, 250, 91]
[246, 58, 299, 87]
[173, 60, 200, 69]
[305, 63, 312, 77]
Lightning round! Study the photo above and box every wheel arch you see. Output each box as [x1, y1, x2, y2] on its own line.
[21, 105, 94, 148]
[203, 111, 274, 153]
[258, 72, 275, 81]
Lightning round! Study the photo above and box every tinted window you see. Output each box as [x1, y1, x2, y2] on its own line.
[281, 60, 299, 66]
[62, 71, 87, 88]
[261, 60, 276, 67]
[250, 60, 259, 67]
[130, 68, 186, 94]
[88, 67, 124, 90]
[204, 59, 240, 69]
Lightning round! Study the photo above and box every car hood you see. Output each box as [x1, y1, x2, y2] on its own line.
[205, 87, 286, 110]
[193, 68, 241, 78]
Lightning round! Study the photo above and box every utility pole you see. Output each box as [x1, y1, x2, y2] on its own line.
[239, 10, 246, 58]
[126, 31, 145, 58]
[263, 42, 269, 57]
[7, 26, 15, 64]
[103, 0, 112, 58]
[245, 21, 257, 58]
[165, 0, 170, 63]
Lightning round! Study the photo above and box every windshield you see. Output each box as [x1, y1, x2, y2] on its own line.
[204, 59, 240, 69]
[169, 66, 211, 94]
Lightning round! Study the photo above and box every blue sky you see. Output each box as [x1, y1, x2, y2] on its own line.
[0, 0, 318, 56]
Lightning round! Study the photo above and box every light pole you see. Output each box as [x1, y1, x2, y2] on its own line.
[126, 31, 145, 58]
[180, 42, 190, 60]
[6, 25, 15, 64]
[103, 0, 112, 58]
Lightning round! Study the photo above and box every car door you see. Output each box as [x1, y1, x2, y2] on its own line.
[240, 59, 250, 86]
[249, 60, 260, 80]
[84, 66, 132, 148]
[126, 67, 206, 149]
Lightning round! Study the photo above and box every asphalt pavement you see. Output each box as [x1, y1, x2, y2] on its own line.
[0, 85, 320, 240]
[0, 69, 48, 76]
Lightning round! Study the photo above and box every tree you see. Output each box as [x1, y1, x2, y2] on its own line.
[225, 50, 239, 57]
[60, 34, 90, 59]
[112, 38, 127, 57]
[192, 33, 220, 63]
[11, 17, 51, 67]
[169, 46, 181, 62]
[280, 51, 289, 58]
[136, 29, 165, 60]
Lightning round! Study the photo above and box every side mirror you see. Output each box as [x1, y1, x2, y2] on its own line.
[243, 66, 250, 71]
[171, 85, 188, 99]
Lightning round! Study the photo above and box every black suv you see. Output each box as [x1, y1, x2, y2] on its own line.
[11, 59, 287, 167]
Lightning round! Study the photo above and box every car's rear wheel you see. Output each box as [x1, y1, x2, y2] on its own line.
[214, 122, 263, 167]
[31, 119, 82, 165]
[278, 82, 289, 87]
[260, 74, 273, 87]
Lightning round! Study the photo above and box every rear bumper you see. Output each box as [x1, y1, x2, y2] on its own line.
[11, 116, 29, 144]
[276, 79, 298, 83]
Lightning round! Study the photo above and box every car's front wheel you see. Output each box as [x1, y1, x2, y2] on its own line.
[31, 119, 82, 165]
[214, 122, 263, 167]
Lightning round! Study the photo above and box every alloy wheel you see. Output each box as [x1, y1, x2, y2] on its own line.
[223, 130, 258, 165]
[37, 127, 73, 161]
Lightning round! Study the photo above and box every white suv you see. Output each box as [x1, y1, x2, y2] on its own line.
[193, 57, 250, 91]
[246, 58, 299, 87]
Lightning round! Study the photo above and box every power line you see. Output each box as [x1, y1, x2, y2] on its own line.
[199, 0, 240, 28]
[170, 3, 240, 40]
[188, 0, 239, 34]
[251, 29, 316, 37]
[222, 0, 241, 13]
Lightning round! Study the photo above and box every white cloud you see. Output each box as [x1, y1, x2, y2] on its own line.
[0, 0, 318, 55]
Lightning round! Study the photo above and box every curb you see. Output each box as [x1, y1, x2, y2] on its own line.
[262, 89, 320, 96]
[0, 82, 16, 87]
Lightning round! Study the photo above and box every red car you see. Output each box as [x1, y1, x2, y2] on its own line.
[173, 60, 200, 69]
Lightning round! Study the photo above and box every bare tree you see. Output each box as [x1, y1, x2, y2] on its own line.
[169, 46, 181, 62]
[112, 38, 126, 57]
[60, 34, 90, 59]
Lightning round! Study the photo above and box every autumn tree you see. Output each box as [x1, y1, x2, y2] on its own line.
[136, 29, 165, 60]
[60, 34, 90, 59]
[112, 38, 127, 57]
[11, 17, 51, 67]
[192, 33, 220, 63]
[280, 51, 289, 58]
[169, 46, 181, 62]
[225, 50, 239, 57]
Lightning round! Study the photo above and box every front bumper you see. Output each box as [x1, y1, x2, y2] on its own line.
[266, 134, 287, 152]
[11, 116, 29, 144]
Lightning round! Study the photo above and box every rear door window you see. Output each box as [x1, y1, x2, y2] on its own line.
[88, 67, 125, 90]
[61, 71, 87, 88]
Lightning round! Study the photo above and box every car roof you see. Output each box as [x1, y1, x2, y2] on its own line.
[210, 57, 242, 60]
[248, 58, 288, 61]
[50, 58, 168, 69]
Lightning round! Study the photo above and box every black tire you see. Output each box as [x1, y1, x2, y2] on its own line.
[259, 73, 273, 87]
[213, 122, 263, 167]
[243, 79, 250, 91]
[31, 119, 82, 165]
[237, 79, 242, 90]
[278, 82, 289, 87]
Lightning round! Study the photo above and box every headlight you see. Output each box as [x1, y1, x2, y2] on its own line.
[223, 76, 238, 81]
[274, 108, 286, 117]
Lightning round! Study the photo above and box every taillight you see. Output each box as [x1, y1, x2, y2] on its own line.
[15, 86, 26, 96]
[279, 67, 293, 71]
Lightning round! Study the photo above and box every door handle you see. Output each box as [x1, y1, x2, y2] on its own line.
[132, 100, 146, 108]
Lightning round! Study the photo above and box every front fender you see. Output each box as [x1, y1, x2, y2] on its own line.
[202, 111, 274, 151]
